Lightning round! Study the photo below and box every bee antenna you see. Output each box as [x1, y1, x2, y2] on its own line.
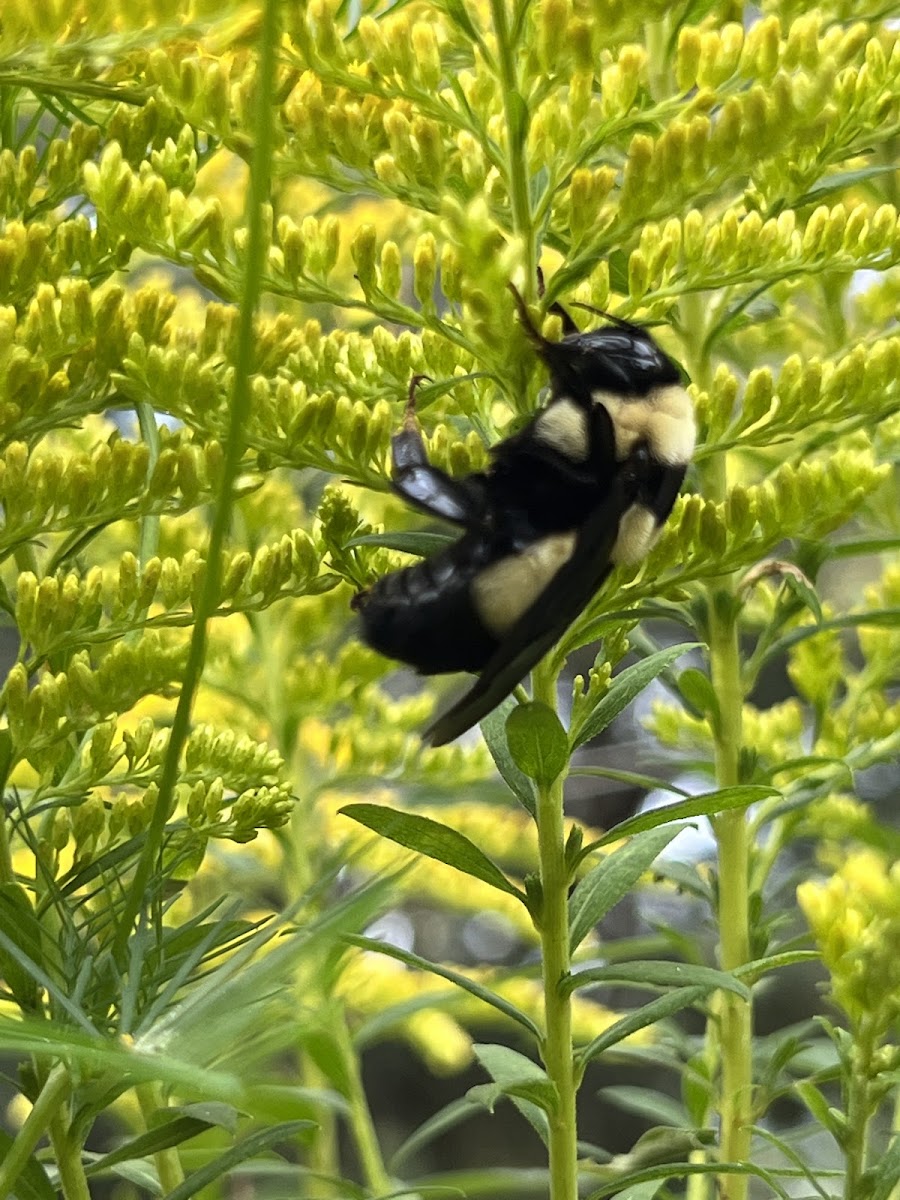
[405, 373, 433, 419]
[569, 301, 646, 334]
[507, 283, 548, 349]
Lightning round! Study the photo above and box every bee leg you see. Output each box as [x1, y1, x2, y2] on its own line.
[390, 375, 488, 528]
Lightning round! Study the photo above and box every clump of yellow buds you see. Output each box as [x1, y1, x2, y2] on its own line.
[798, 851, 900, 1037]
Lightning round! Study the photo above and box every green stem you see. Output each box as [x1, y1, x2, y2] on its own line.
[0, 803, 15, 885]
[888, 1077, 900, 1200]
[48, 1107, 91, 1200]
[488, 0, 536, 292]
[136, 402, 162, 568]
[709, 591, 752, 1200]
[111, 0, 280, 964]
[136, 1081, 185, 1192]
[706, 444, 752, 1200]
[682, 285, 717, 1200]
[532, 661, 578, 1200]
[0, 1063, 71, 1198]
[843, 1024, 874, 1200]
[683, 288, 754, 1200]
[333, 1009, 393, 1196]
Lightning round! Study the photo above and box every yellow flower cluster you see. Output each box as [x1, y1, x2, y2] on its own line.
[798, 851, 900, 1034]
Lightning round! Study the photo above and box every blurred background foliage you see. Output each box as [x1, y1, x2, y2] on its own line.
[0, 0, 897, 1197]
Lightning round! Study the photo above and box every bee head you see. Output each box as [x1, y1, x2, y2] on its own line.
[545, 326, 683, 398]
[509, 283, 686, 399]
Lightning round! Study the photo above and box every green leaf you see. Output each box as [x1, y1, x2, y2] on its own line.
[85, 1115, 218, 1176]
[733, 950, 820, 984]
[339, 804, 526, 901]
[390, 1096, 484, 1172]
[783, 572, 823, 624]
[0, 727, 13, 790]
[581, 785, 778, 853]
[577, 987, 711, 1067]
[612, 1184, 664, 1200]
[480, 696, 537, 815]
[473, 1043, 558, 1114]
[566, 960, 749, 1000]
[870, 1135, 900, 1200]
[569, 826, 683, 952]
[506, 702, 568, 787]
[676, 668, 720, 722]
[296, 1026, 353, 1097]
[758, 609, 898, 671]
[345, 935, 541, 1039]
[596, 1086, 688, 1128]
[569, 766, 691, 798]
[164, 1122, 315, 1200]
[407, 371, 494, 412]
[348, 531, 454, 556]
[467, 1083, 550, 1146]
[570, 644, 700, 750]
[0, 884, 43, 1011]
[794, 1080, 846, 1143]
[0, 1131, 55, 1200]
[830, 535, 900, 558]
[471, 1043, 556, 1142]
[792, 162, 900, 207]
[584, 1159, 795, 1200]
[749, 1125, 833, 1200]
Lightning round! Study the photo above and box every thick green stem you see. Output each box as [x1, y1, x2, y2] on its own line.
[0, 804, 15, 884]
[709, 588, 752, 1200]
[888, 1079, 900, 1200]
[488, 0, 536, 291]
[0, 1063, 71, 1198]
[48, 1108, 91, 1200]
[532, 663, 578, 1200]
[843, 1025, 875, 1200]
[112, 0, 279, 964]
[683, 290, 752, 1199]
[136, 1081, 185, 1192]
[333, 1010, 393, 1196]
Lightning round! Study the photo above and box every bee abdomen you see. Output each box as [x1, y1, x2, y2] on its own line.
[355, 555, 499, 674]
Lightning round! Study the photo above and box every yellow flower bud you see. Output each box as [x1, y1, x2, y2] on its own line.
[412, 23, 441, 91]
[413, 233, 437, 307]
[380, 240, 402, 299]
[352, 224, 378, 294]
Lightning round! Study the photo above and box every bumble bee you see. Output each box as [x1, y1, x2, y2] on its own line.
[352, 287, 695, 746]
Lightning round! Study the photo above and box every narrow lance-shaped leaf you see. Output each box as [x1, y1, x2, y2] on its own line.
[84, 1115, 222, 1177]
[569, 825, 682, 952]
[345, 934, 541, 1039]
[577, 986, 711, 1068]
[340, 803, 527, 902]
[164, 1122, 315, 1200]
[565, 960, 749, 1001]
[579, 786, 779, 856]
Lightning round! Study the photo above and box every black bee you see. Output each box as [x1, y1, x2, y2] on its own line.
[352, 287, 695, 746]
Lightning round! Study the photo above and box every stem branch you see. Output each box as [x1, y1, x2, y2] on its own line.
[0, 1063, 71, 1198]
[533, 662, 578, 1200]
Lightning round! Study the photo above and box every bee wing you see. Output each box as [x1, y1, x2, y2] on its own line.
[423, 475, 634, 746]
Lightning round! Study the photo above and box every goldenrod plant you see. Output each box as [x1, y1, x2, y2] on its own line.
[0, 0, 897, 1198]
